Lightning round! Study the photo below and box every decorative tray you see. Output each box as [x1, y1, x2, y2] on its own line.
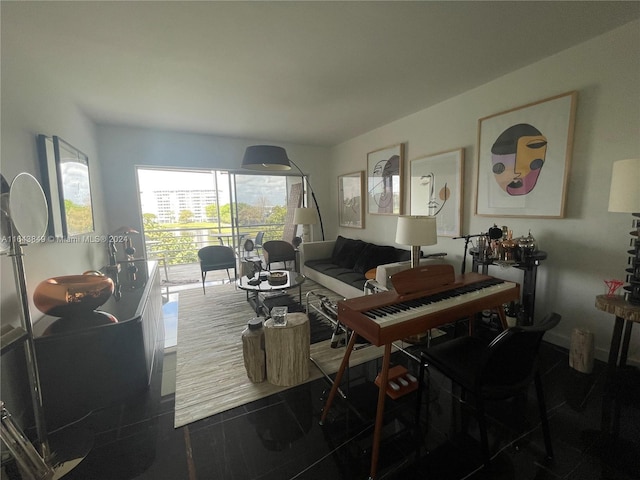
[267, 271, 288, 286]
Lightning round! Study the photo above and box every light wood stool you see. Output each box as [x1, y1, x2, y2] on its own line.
[264, 312, 309, 386]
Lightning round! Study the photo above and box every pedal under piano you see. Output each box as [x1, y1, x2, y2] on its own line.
[320, 263, 520, 480]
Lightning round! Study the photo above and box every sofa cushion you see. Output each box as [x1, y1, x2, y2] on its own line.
[332, 236, 365, 269]
[305, 259, 352, 277]
[334, 270, 368, 291]
[353, 244, 402, 274]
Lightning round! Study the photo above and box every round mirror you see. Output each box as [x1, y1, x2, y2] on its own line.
[0, 175, 11, 253]
[9, 172, 49, 240]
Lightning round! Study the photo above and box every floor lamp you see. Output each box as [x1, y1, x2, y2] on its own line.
[241, 145, 325, 240]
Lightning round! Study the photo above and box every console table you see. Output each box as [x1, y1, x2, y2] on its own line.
[32, 261, 164, 431]
[470, 249, 547, 325]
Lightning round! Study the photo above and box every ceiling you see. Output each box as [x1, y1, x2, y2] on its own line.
[3, 1, 639, 147]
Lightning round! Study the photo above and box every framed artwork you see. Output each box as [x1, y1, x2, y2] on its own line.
[338, 171, 365, 228]
[410, 148, 464, 237]
[367, 143, 404, 215]
[37, 134, 95, 238]
[475, 91, 577, 218]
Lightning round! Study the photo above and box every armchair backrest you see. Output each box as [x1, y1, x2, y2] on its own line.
[198, 245, 236, 271]
[262, 240, 296, 263]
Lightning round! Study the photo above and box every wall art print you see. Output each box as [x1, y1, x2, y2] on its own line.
[338, 171, 365, 228]
[410, 148, 464, 237]
[37, 134, 95, 238]
[367, 143, 404, 216]
[475, 91, 577, 218]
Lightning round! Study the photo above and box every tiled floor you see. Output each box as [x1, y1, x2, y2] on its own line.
[15, 299, 640, 480]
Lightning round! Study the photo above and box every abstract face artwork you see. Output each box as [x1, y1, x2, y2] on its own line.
[491, 123, 547, 196]
[371, 154, 400, 213]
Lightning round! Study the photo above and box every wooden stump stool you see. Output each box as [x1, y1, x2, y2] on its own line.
[264, 312, 310, 386]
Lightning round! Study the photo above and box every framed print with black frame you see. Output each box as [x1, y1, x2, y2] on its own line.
[475, 91, 577, 218]
[37, 134, 95, 238]
[367, 143, 404, 216]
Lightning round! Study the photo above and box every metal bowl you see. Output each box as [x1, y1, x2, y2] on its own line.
[33, 273, 114, 318]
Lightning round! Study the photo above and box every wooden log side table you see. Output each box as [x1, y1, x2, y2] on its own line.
[264, 312, 310, 386]
[594, 294, 640, 437]
[595, 295, 640, 372]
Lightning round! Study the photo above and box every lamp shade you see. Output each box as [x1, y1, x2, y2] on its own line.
[241, 145, 292, 171]
[395, 215, 437, 246]
[608, 158, 640, 213]
[293, 207, 318, 225]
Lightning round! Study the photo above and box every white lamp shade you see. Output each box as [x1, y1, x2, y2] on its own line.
[293, 207, 318, 225]
[395, 215, 437, 246]
[608, 158, 640, 213]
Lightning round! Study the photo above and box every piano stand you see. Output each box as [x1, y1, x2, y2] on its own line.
[319, 332, 393, 480]
[320, 271, 520, 479]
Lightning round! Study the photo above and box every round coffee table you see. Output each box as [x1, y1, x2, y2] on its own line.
[237, 270, 306, 316]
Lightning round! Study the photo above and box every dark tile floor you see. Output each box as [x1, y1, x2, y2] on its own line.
[29, 323, 640, 480]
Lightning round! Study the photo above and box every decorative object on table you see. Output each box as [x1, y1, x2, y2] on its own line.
[267, 272, 288, 287]
[410, 148, 464, 237]
[37, 134, 95, 239]
[33, 272, 115, 318]
[242, 317, 266, 383]
[338, 171, 364, 229]
[607, 158, 640, 305]
[111, 226, 141, 284]
[293, 207, 318, 243]
[475, 91, 577, 218]
[517, 230, 538, 259]
[604, 279, 624, 297]
[270, 306, 288, 326]
[367, 143, 404, 216]
[395, 215, 438, 268]
[242, 145, 325, 240]
[500, 230, 518, 263]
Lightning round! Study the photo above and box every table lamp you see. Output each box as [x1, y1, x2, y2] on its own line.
[293, 207, 318, 243]
[395, 215, 438, 268]
[608, 158, 640, 305]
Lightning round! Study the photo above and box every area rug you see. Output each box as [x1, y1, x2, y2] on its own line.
[174, 280, 389, 428]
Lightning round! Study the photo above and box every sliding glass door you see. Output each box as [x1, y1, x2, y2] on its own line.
[136, 167, 303, 265]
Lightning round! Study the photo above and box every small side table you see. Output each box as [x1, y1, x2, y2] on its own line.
[594, 294, 640, 437]
[595, 295, 640, 372]
[264, 313, 310, 386]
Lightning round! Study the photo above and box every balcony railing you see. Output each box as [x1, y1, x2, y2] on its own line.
[142, 224, 286, 265]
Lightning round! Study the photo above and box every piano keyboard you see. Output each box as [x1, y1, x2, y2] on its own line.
[360, 278, 516, 328]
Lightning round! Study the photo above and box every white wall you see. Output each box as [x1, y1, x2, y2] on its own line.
[329, 20, 640, 363]
[0, 57, 108, 327]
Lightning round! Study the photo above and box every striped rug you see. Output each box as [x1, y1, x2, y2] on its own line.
[174, 279, 388, 428]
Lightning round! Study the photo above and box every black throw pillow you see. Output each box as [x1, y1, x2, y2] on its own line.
[335, 239, 365, 269]
[331, 235, 349, 264]
[353, 244, 400, 274]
